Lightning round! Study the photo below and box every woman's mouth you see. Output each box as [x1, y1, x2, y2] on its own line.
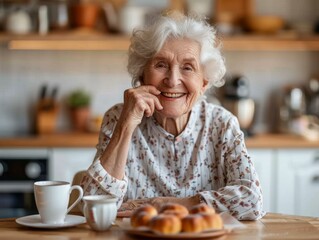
[161, 92, 186, 98]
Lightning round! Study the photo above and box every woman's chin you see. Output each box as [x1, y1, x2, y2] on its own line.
[155, 108, 188, 119]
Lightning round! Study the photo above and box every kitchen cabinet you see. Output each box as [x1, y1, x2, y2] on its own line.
[50, 148, 96, 183]
[249, 149, 276, 213]
[248, 147, 319, 217]
[276, 148, 319, 217]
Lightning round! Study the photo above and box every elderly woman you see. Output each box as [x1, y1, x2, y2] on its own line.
[81, 13, 265, 220]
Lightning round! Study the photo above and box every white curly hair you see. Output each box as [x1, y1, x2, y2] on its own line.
[127, 12, 226, 89]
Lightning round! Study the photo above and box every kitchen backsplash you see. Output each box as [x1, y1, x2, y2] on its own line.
[0, 49, 131, 135]
[1, 47, 318, 136]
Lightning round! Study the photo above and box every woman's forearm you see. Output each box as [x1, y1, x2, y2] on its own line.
[99, 118, 135, 180]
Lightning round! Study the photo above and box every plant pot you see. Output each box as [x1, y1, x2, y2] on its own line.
[70, 3, 100, 29]
[70, 107, 90, 132]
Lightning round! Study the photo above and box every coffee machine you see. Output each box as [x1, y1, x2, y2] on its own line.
[278, 85, 307, 133]
[221, 75, 255, 136]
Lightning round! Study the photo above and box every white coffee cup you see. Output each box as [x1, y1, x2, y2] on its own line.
[34, 181, 83, 224]
[83, 195, 117, 231]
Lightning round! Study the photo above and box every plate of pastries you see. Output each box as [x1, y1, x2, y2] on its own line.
[125, 203, 228, 239]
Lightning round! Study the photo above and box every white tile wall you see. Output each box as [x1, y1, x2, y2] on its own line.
[0, 50, 131, 135]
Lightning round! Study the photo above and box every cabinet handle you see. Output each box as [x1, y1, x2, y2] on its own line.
[312, 176, 319, 183]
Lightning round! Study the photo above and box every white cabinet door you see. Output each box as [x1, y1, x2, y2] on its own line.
[277, 149, 319, 217]
[295, 165, 319, 217]
[249, 149, 275, 213]
[50, 148, 96, 182]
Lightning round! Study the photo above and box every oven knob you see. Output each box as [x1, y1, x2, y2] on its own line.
[0, 162, 4, 176]
[25, 162, 42, 179]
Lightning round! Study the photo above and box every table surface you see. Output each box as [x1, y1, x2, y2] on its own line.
[0, 213, 319, 240]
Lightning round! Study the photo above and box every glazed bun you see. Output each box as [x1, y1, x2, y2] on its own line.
[181, 214, 205, 233]
[131, 204, 158, 228]
[149, 214, 182, 234]
[161, 209, 188, 219]
[135, 204, 158, 216]
[201, 213, 223, 230]
[189, 203, 215, 214]
[159, 203, 189, 216]
[131, 212, 154, 228]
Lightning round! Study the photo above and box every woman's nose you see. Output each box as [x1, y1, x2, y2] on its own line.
[164, 66, 181, 87]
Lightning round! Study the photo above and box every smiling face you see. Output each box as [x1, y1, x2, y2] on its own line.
[143, 38, 208, 120]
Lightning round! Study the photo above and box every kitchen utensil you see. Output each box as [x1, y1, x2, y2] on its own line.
[5, 9, 32, 34]
[224, 75, 250, 99]
[278, 85, 307, 133]
[307, 76, 319, 117]
[222, 75, 255, 136]
[223, 98, 255, 136]
[245, 15, 285, 34]
[186, 0, 213, 18]
[69, 3, 100, 29]
[48, 0, 69, 30]
[36, 85, 59, 134]
[214, 0, 254, 26]
[38, 5, 48, 35]
[118, 5, 146, 35]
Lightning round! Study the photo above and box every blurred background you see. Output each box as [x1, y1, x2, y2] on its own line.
[0, 0, 319, 219]
[0, 0, 318, 136]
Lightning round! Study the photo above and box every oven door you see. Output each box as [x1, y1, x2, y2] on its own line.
[0, 182, 36, 218]
[0, 149, 48, 218]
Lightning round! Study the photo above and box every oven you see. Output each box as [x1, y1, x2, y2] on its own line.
[0, 149, 49, 218]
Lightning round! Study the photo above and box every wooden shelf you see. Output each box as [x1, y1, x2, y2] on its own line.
[1, 32, 319, 51]
[0, 133, 318, 148]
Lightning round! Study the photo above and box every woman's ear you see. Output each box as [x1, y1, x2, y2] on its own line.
[139, 76, 144, 85]
[201, 79, 209, 94]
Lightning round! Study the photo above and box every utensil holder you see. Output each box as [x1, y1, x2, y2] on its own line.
[36, 100, 59, 134]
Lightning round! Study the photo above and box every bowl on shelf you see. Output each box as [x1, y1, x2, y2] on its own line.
[245, 15, 285, 34]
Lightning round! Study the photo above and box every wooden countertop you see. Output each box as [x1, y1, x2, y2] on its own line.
[1, 213, 319, 240]
[0, 133, 318, 148]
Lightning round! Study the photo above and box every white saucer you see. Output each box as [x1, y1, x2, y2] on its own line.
[16, 214, 86, 229]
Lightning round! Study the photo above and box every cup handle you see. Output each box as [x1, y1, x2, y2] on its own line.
[67, 185, 84, 213]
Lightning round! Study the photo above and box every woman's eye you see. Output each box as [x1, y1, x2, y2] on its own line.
[182, 64, 193, 71]
[155, 62, 168, 69]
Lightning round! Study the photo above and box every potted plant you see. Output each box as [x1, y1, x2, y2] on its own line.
[67, 89, 91, 132]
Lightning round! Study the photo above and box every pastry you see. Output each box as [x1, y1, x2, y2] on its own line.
[159, 203, 189, 215]
[181, 214, 205, 233]
[161, 209, 188, 219]
[149, 214, 182, 234]
[130, 204, 158, 228]
[189, 203, 215, 214]
[201, 213, 223, 230]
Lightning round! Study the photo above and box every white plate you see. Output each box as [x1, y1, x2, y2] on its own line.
[16, 214, 86, 229]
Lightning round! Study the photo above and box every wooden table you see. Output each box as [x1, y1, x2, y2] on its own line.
[0, 213, 319, 240]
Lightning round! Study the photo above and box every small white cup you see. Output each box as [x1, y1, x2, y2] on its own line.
[83, 195, 117, 231]
[34, 181, 83, 224]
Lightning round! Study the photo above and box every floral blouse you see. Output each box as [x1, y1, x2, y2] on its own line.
[81, 100, 265, 220]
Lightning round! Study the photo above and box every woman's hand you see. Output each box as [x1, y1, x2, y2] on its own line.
[120, 85, 163, 129]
